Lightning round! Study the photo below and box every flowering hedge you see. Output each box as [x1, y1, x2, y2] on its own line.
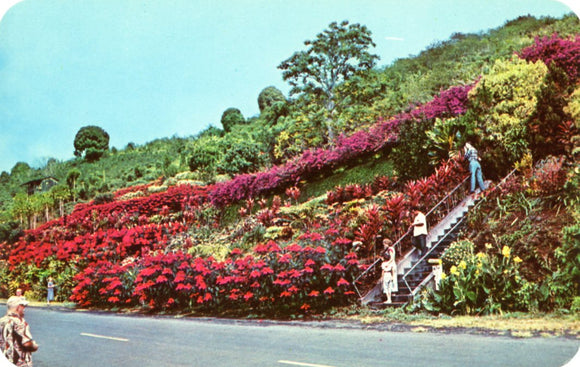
[209, 85, 473, 207]
[517, 33, 580, 83]
[70, 231, 360, 315]
[6, 184, 208, 269]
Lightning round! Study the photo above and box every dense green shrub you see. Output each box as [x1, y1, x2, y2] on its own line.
[441, 240, 474, 272]
[221, 107, 246, 132]
[258, 86, 286, 113]
[218, 139, 268, 175]
[391, 118, 433, 181]
[188, 136, 224, 173]
[468, 57, 548, 175]
[74, 125, 110, 160]
[538, 223, 580, 310]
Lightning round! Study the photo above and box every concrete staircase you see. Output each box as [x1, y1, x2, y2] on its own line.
[362, 191, 481, 307]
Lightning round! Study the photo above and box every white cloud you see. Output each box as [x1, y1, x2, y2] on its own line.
[385, 36, 405, 41]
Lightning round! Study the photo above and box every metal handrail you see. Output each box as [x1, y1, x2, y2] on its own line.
[402, 168, 517, 298]
[402, 213, 466, 296]
[352, 175, 470, 299]
[425, 176, 470, 218]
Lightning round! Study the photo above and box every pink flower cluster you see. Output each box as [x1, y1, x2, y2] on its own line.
[518, 33, 580, 83]
[210, 84, 473, 207]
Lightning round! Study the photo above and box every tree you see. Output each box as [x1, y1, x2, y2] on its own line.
[258, 86, 286, 113]
[50, 184, 70, 217]
[11, 193, 32, 228]
[74, 125, 110, 161]
[10, 162, 32, 178]
[278, 20, 379, 141]
[66, 169, 81, 201]
[221, 108, 245, 133]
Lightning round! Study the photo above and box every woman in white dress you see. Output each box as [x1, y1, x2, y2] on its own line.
[381, 244, 397, 304]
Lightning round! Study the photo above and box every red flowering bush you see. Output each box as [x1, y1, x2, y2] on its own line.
[530, 155, 568, 196]
[68, 232, 359, 315]
[70, 260, 138, 308]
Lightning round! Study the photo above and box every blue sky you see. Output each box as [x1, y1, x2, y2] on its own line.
[0, 0, 577, 173]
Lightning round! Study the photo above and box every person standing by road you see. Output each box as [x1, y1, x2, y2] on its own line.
[0, 296, 38, 367]
[46, 277, 55, 305]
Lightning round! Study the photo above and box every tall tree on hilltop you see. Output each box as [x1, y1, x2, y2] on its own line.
[220, 108, 245, 133]
[74, 125, 110, 161]
[278, 20, 379, 142]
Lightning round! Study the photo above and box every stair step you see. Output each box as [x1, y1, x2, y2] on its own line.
[368, 300, 408, 308]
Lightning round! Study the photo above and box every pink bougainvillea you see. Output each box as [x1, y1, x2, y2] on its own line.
[518, 33, 580, 83]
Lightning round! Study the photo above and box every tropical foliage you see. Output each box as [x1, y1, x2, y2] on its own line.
[0, 15, 578, 318]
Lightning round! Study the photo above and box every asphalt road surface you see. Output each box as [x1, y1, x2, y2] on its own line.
[5, 307, 578, 367]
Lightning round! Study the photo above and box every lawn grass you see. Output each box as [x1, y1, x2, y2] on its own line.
[299, 154, 394, 201]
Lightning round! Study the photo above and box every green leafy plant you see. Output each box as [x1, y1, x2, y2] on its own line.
[422, 240, 537, 315]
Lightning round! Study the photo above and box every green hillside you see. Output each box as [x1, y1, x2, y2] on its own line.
[0, 14, 578, 318]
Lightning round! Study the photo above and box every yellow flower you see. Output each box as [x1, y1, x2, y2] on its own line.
[514, 256, 523, 263]
[441, 273, 447, 280]
[477, 262, 483, 269]
[459, 260, 467, 270]
[450, 265, 459, 275]
[502, 245, 511, 258]
[475, 269, 480, 275]
[476, 252, 486, 259]
[485, 243, 493, 249]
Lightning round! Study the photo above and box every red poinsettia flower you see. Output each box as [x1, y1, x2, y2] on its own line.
[156, 275, 168, 284]
[313, 246, 326, 254]
[323, 287, 335, 295]
[260, 267, 274, 276]
[174, 271, 186, 283]
[176, 283, 192, 291]
[278, 253, 292, 263]
[334, 264, 346, 272]
[337, 278, 350, 286]
[320, 264, 334, 271]
[285, 243, 303, 252]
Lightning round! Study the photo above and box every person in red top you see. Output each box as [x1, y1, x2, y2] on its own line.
[0, 296, 38, 367]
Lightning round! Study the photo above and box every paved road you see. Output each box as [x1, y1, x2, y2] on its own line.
[12, 307, 579, 367]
